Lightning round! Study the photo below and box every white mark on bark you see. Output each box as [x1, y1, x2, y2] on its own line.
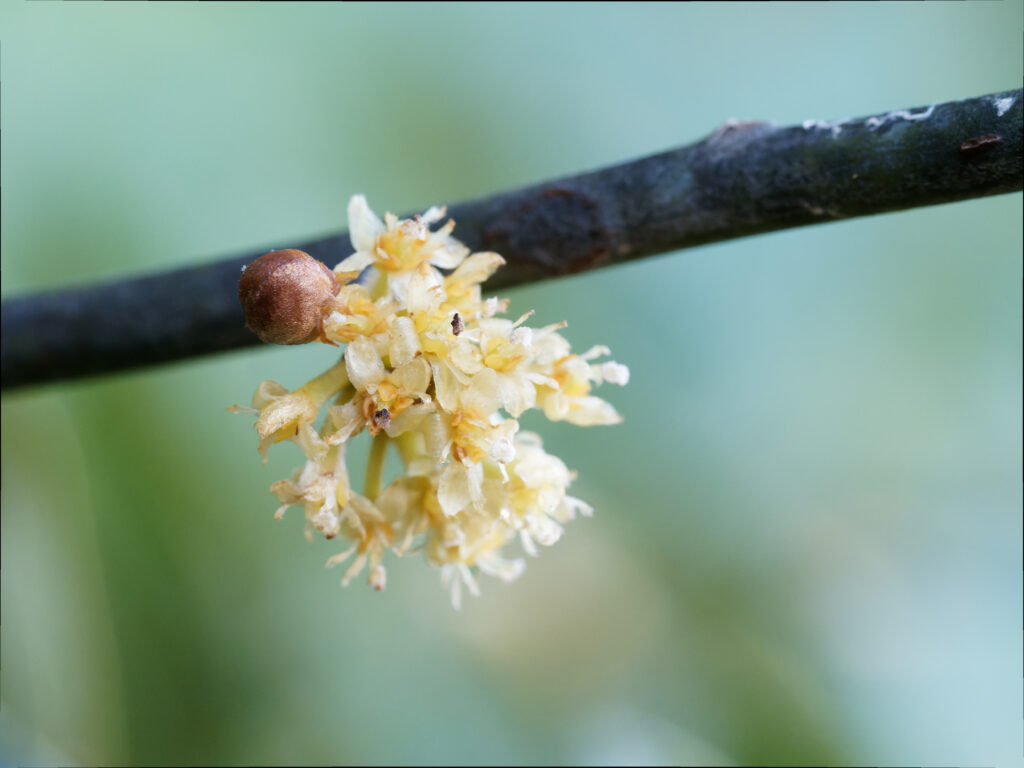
[802, 118, 850, 139]
[994, 96, 1015, 117]
[865, 105, 935, 131]
[800, 200, 841, 217]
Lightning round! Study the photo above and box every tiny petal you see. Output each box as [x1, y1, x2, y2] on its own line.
[478, 553, 525, 583]
[311, 507, 341, 538]
[449, 340, 483, 376]
[369, 565, 387, 591]
[527, 514, 563, 547]
[581, 344, 611, 361]
[562, 495, 594, 520]
[390, 357, 432, 396]
[348, 195, 386, 253]
[463, 368, 503, 416]
[509, 326, 533, 348]
[438, 461, 473, 517]
[326, 400, 364, 445]
[387, 316, 422, 367]
[497, 372, 536, 418]
[563, 396, 623, 426]
[428, 241, 470, 270]
[335, 249, 375, 273]
[600, 361, 630, 386]
[405, 263, 445, 313]
[448, 251, 506, 286]
[430, 360, 462, 413]
[420, 205, 446, 225]
[442, 523, 465, 548]
[490, 437, 516, 464]
[341, 552, 368, 586]
[326, 544, 358, 568]
[256, 393, 314, 440]
[345, 336, 386, 391]
[252, 379, 289, 409]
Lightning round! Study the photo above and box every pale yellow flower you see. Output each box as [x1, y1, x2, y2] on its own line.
[271, 446, 351, 539]
[233, 194, 629, 607]
[338, 195, 469, 304]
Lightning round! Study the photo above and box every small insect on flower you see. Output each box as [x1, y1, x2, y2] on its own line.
[231, 195, 629, 608]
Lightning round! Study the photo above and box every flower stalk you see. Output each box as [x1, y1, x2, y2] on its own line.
[364, 432, 389, 502]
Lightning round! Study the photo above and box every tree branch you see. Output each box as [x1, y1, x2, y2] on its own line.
[3, 89, 1021, 392]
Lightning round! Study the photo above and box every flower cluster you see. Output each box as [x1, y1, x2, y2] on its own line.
[232, 196, 628, 607]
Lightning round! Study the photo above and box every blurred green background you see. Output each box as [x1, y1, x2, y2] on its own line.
[2, 3, 1021, 766]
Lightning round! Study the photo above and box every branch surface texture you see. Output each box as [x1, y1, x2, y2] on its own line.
[3, 88, 1021, 391]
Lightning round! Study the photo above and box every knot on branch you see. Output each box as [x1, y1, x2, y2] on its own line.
[482, 186, 617, 277]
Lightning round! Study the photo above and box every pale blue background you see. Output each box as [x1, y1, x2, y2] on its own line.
[2, 3, 1022, 765]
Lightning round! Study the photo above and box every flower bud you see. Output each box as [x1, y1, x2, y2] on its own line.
[239, 249, 340, 345]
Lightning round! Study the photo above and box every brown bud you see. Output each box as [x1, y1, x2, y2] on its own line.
[239, 249, 340, 345]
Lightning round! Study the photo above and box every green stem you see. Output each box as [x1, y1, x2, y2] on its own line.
[369, 270, 388, 301]
[365, 431, 389, 501]
[393, 431, 419, 466]
[300, 356, 349, 403]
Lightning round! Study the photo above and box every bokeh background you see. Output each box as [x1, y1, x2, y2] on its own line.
[2, 3, 1021, 766]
